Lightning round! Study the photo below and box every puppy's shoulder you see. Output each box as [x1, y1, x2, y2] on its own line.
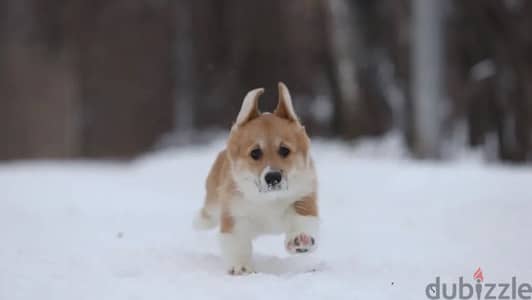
[206, 149, 230, 188]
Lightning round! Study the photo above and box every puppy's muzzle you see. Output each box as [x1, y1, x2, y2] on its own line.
[258, 167, 287, 193]
[264, 171, 282, 187]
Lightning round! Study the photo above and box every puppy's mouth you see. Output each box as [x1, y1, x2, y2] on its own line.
[256, 180, 288, 193]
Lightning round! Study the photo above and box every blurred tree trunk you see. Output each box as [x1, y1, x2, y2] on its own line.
[324, 0, 363, 138]
[324, 0, 392, 138]
[387, 0, 413, 147]
[77, 0, 176, 157]
[0, 0, 82, 159]
[411, 0, 444, 158]
[173, 0, 195, 133]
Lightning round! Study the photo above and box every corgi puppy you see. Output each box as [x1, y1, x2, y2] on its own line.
[193, 82, 319, 275]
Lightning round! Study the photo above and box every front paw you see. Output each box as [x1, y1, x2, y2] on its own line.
[227, 264, 254, 276]
[285, 233, 316, 254]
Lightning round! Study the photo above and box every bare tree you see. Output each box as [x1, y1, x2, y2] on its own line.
[173, 0, 195, 133]
[324, 0, 362, 138]
[324, 0, 392, 138]
[412, 0, 445, 158]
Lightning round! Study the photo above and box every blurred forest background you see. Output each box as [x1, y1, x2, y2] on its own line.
[1, 0, 531, 162]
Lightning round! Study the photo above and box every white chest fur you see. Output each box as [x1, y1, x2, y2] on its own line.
[229, 167, 316, 238]
[231, 198, 293, 237]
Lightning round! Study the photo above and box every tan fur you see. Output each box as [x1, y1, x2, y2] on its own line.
[293, 193, 318, 217]
[220, 211, 234, 233]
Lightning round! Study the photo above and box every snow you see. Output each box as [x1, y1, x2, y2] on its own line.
[1, 138, 532, 300]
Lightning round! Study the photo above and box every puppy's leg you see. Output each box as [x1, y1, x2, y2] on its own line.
[284, 194, 319, 254]
[219, 213, 254, 275]
[193, 205, 217, 230]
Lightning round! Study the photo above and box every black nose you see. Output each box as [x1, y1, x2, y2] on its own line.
[265, 171, 282, 186]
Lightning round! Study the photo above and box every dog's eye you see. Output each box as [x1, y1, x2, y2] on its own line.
[250, 148, 262, 160]
[278, 146, 290, 158]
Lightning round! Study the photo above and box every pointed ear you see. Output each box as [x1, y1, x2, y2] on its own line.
[274, 82, 299, 123]
[233, 88, 264, 130]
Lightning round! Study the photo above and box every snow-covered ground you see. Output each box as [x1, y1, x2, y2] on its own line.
[1, 138, 531, 300]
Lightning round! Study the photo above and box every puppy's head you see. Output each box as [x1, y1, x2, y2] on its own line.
[227, 82, 315, 202]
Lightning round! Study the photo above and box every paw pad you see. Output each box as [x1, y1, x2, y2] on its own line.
[286, 233, 316, 254]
